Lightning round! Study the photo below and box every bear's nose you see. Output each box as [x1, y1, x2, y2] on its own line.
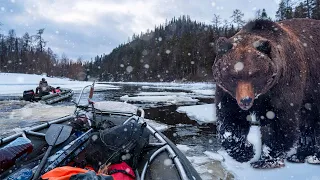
[240, 97, 253, 106]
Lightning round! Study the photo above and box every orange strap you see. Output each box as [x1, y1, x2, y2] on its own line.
[41, 166, 92, 180]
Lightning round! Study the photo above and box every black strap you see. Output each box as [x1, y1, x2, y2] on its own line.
[108, 169, 136, 178]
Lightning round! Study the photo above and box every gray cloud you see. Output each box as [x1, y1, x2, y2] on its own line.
[0, 0, 280, 60]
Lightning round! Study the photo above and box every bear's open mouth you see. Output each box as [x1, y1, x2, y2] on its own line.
[236, 81, 255, 110]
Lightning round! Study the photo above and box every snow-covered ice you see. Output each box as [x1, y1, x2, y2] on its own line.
[0, 73, 120, 96]
[94, 101, 138, 114]
[120, 95, 199, 104]
[177, 144, 192, 153]
[191, 89, 215, 96]
[136, 91, 188, 96]
[100, 81, 215, 90]
[176, 104, 216, 124]
[144, 118, 169, 132]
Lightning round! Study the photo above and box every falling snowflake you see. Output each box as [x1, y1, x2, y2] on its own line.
[188, 53, 191, 56]
[209, 139, 213, 143]
[91, 135, 98, 141]
[191, 61, 195, 64]
[1, 7, 5, 11]
[126, 66, 133, 73]
[234, 62, 244, 72]
[266, 111, 275, 119]
[164, 159, 173, 166]
[303, 43, 307, 47]
[165, 50, 171, 54]
[142, 49, 148, 56]
[211, 2, 216, 7]
[158, 37, 162, 41]
[305, 103, 312, 110]
[144, 64, 149, 69]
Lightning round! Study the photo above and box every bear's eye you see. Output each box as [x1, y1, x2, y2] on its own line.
[253, 40, 271, 55]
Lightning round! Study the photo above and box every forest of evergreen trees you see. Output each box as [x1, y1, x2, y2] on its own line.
[0, 0, 319, 82]
[0, 28, 86, 80]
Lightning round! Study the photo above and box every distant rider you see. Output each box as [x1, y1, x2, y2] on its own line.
[36, 78, 55, 97]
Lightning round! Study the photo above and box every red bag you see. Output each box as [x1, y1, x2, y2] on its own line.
[107, 162, 135, 180]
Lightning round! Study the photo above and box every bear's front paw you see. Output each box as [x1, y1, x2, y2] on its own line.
[287, 154, 306, 163]
[223, 139, 254, 162]
[306, 153, 320, 164]
[251, 159, 285, 169]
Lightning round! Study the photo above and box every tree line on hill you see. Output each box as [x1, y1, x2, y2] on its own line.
[0, 28, 86, 80]
[0, 0, 319, 82]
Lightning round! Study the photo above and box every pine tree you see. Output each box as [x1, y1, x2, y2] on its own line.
[294, 2, 308, 18]
[231, 9, 245, 29]
[312, 0, 320, 19]
[276, 0, 293, 20]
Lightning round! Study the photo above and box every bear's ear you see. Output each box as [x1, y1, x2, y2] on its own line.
[243, 19, 279, 32]
[216, 37, 233, 55]
[253, 40, 271, 55]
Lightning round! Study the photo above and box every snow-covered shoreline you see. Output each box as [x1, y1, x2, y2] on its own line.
[0, 73, 119, 96]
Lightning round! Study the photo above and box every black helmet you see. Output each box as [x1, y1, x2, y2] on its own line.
[41, 78, 46, 81]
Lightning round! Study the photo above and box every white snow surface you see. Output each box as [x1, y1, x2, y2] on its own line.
[191, 89, 215, 96]
[176, 104, 216, 124]
[120, 95, 199, 104]
[177, 144, 192, 153]
[94, 101, 138, 114]
[144, 118, 169, 132]
[218, 126, 320, 180]
[136, 91, 188, 96]
[0, 73, 119, 96]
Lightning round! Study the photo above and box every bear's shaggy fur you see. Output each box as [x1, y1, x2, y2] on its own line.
[212, 18, 320, 168]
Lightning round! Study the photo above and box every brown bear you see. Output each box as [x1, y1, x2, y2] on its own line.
[212, 18, 320, 168]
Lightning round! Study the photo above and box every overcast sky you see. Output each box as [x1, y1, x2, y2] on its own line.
[0, 0, 280, 60]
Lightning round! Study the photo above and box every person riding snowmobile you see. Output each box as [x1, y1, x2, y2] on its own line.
[36, 78, 55, 97]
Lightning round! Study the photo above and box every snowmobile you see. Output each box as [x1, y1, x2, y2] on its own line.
[1, 82, 201, 180]
[22, 87, 74, 104]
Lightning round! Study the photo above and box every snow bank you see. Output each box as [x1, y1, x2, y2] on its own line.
[176, 104, 216, 124]
[0, 73, 119, 96]
[120, 95, 199, 104]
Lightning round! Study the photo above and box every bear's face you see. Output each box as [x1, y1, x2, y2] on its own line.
[213, 35, 278, 110]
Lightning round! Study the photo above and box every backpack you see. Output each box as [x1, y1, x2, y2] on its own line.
[85, 119, 149, 171]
